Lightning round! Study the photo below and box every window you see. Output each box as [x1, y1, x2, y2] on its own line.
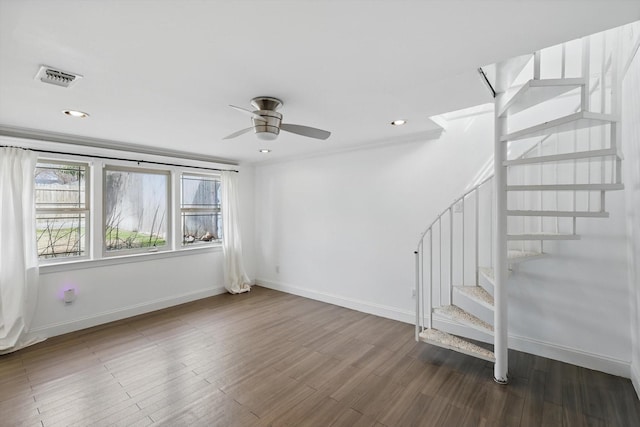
[104, 167, 170, 254]
[35, 161, 89, 260]
[33, 153, 224, 266]
[181, 174, 222, 246]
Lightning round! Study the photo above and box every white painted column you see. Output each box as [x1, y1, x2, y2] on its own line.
[494, 91, 509, 384]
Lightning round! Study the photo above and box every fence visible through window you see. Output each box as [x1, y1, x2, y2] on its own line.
[35, 162, 89, 259]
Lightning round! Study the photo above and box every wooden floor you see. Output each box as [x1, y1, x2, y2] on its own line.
[1, 287, 639, 427]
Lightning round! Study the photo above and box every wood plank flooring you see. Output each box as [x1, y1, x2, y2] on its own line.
[1, 286, 639, 426]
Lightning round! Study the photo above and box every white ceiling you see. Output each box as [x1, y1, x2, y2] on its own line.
[1, 1, 638, 165]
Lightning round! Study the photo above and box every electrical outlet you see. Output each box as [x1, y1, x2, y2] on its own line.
[411, 288, 416, 298]
[275, 265, 280, 274]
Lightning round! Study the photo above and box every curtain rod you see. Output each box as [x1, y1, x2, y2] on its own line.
[1, 145, 239, 173]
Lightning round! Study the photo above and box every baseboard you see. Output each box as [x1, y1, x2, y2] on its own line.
[508, 333, 631, 379]
[631, 363, 640, 400]
[257, 278, 633, 379]
[30, 287, 227, 338]
[256, 278, 415, 324]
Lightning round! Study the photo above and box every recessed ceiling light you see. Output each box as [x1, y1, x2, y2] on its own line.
[63, 109, 89, 118]
[391, 119, 407, 126]
[259, 149, 271, 153]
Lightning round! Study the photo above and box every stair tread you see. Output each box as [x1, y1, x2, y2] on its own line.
[477, 268, 496, 297]
[454, 285, 494, 307]
[509, 231, 576, 235]
[479, 267, 495, 280]
[434, 305, 494, 333]
[507, 209, 609, 218]
[504, 148, 620, 166]
[419, 328, 495, 362]
[477, 253, 543, 290]
[499, 78, 586, 117]
[506, 183, 624, 191]
[501, 111, 618, 142]
[507, 232, 580, 240]
[507, 250, 544, 260]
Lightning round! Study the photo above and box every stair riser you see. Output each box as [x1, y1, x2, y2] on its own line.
[452, 289, 494, 326]
[432, 317, 493, 345]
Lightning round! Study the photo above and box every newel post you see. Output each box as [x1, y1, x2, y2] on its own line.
[493, 82, 509, 385]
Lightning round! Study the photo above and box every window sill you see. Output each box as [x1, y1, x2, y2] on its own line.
[39, 244, 222, 274]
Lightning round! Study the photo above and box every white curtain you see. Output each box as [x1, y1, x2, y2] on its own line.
[221, 171, 251, 294]
[0, 147, 42, 354]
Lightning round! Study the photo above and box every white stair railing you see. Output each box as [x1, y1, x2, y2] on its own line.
[414, 174, 494, 338]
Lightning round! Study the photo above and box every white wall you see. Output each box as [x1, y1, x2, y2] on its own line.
[32, 250, 226, 337]
[507, 190, 631, 376]
[1, 136, 255, 340]
[254, 111, 494, 321]
[33, 162, 256, 338]
[622, 47, 640, 397]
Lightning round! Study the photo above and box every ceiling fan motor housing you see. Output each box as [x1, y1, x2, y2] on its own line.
[252, 110, 282, 140]
[251, 97, 283, 140]
[224, 96, 330, 141]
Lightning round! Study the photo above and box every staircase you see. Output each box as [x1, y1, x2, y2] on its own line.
[414, 22, 639, 383]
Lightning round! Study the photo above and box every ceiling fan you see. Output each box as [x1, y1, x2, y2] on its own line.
[224, 96, 331, 141]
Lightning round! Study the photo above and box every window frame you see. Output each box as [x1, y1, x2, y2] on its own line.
[31, 151, 226, 270]
[179, 172, 222, 248]
[35, 159, 91, 264]
[102, 165, 172, 257]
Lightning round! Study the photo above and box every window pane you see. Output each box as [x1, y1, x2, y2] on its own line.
[181, 175, 220, 209]
[105, 169, 168, 252]
[180, 174, 221, 247]
[182, 212, 221, 245]
[35, 163, 86, 209]
[36, 213, 86, 258]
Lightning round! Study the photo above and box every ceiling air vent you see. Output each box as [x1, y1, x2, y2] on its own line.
[34, 65, 83, 88]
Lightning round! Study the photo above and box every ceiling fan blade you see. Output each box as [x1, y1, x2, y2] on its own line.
[229, 105, 265, 121]
[280, 123, 331, 140]
[223, 127, 253, 140]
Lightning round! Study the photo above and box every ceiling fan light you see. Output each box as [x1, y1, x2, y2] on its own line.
[256, 131, 278, 141]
